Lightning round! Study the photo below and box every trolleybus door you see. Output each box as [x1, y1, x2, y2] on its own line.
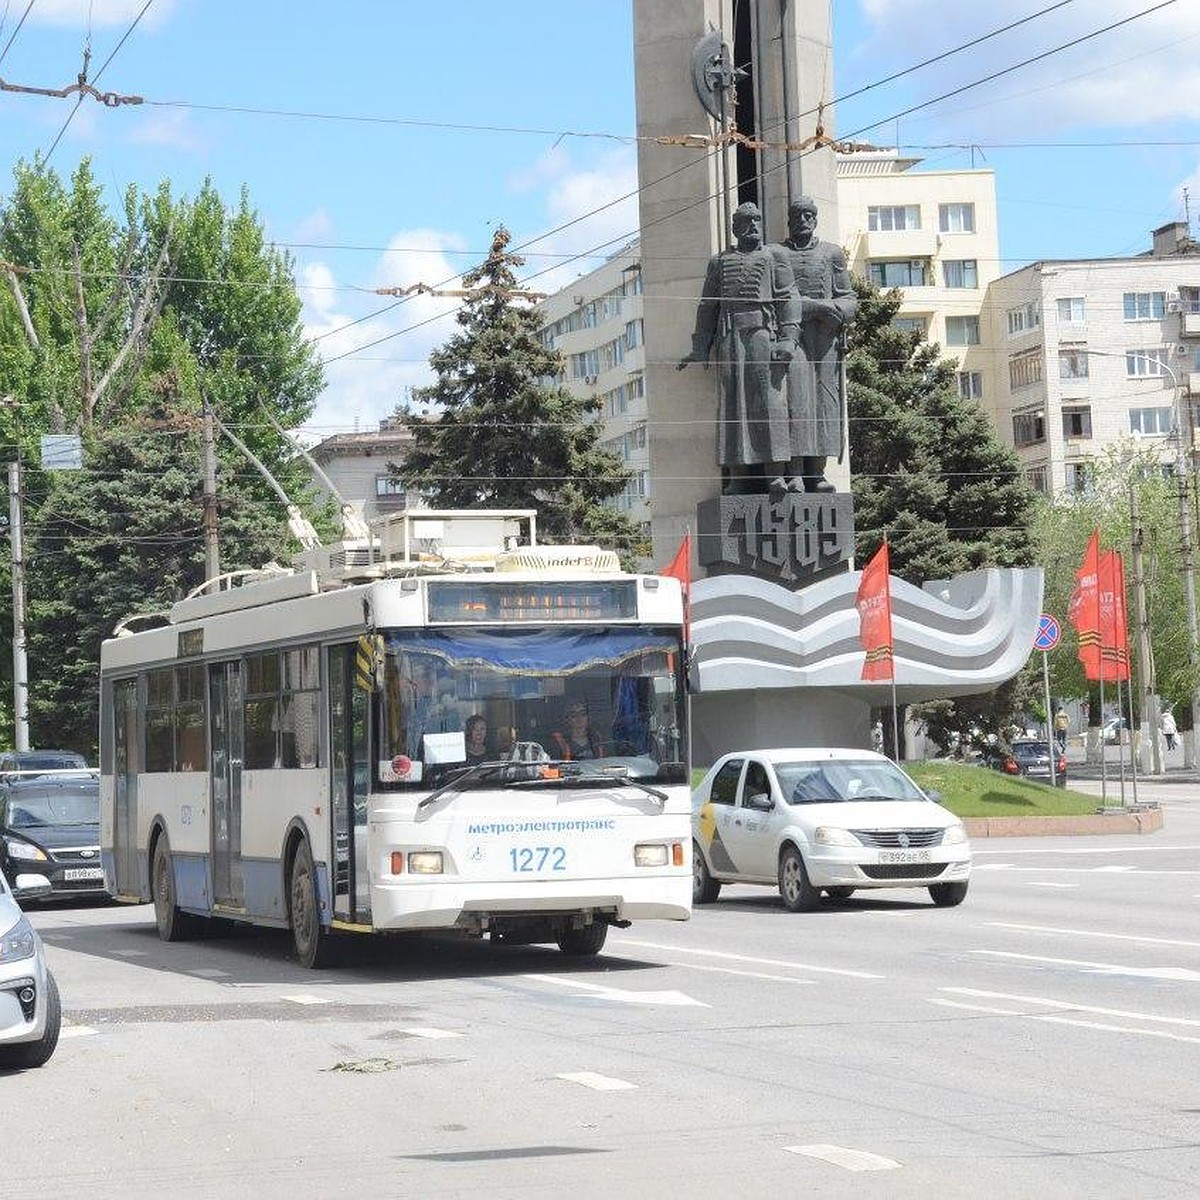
[112, 678, 140, 895]
[208, 661, 245, 908]
[329, 644, 371, 922]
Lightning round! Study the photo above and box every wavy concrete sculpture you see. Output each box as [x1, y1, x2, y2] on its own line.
[691, 567, 1045, 703]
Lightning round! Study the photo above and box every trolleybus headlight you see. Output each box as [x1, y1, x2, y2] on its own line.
[634, 843, 669, 868]
[407, 851, 444, 875]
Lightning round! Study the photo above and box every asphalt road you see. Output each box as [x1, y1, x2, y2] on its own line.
[9, 787, 1200, 1199]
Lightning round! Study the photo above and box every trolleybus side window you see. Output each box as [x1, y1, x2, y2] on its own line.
[241, 646, 322, 770]
[145, 668, 174, 772]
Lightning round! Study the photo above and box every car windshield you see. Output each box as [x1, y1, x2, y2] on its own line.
[5, 789, 99, 827]
[775, 758, 926, 804]
[5, 752, 86, 771]
[1012, 742, 1050, 759]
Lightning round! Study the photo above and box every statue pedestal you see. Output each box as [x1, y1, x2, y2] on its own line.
[697, 492, 854, 586]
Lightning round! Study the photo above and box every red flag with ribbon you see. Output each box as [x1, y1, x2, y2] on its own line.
[1068, 530, 1101, 681]
[855, 540, 894, 682]
[660, 532, 692, 644]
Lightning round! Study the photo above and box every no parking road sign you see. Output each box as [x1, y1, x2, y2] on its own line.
[1034, 613, 1061, 651]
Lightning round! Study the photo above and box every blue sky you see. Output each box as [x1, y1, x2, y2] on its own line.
[1, 1, 1198, 437]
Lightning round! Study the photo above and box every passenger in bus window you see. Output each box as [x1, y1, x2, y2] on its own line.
[464, 714, 490, 764]
[550, 703, 603, 760]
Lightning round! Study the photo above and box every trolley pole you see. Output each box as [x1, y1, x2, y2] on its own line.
[202, 393, 220, 582]
[9, 460, 28, 751]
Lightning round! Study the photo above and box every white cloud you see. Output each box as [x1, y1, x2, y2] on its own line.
[126, 107, 207, 153]
[298, 229, 466, 441]
[846, 0, 1200, 137]
[30, 0, 177, 29]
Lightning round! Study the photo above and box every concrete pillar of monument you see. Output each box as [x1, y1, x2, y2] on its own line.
[633, 0, 845, 572]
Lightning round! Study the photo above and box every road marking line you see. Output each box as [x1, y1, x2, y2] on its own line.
[1094, 865, 1138, 872]
[974, 845, 1200, 856]
[930, 998, 1024, 1016]
[281, 993, 331, 1005]
[400, 1027, 461, 1039]
[988, 922, 1200, 949]
[672, 962, 814, 984]
[972, 950, 1200, 981]
[523, 973, 706, 1007]
[944, 988, 1200, 1028]
[785, 1144, 900, 1172]
[612, 938, 885, 980]
[111, 948, 149, 957]
[188, 968, 231, 978]
[1025, 882, 1077, 889]
[972, 866, 1200, 877]
[557, 1071, 636, 1091]
[60, 1025, 98, 1039]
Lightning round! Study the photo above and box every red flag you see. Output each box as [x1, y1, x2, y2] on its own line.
[1098, 549, 1130, 682]
[1068, 530, 1101, 681]
[855, 540, 894, 682]
[660, 532, 691, 644]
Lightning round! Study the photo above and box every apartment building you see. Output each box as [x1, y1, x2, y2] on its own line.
[834, 151, 1000, 408]
[307, 418, 418, 525]
[536, 240, 650, 534]
[983, 221, 1200, 495]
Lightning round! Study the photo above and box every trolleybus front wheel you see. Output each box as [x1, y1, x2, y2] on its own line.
[152, 835, 203, 941]
[289, 839, 339, 969]
[557, 920, 608, 957]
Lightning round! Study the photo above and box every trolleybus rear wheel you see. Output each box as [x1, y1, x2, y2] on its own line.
[152, 835, 203, 941]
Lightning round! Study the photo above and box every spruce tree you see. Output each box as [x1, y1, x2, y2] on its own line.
[847, 279, 1037, 583]
[397, 227, 647, 560]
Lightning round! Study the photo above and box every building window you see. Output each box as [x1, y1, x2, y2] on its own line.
[1057, 296, 1086, 323]
[1009, 350, 1044, 390]
[1012, 409, 1046, 448]
[957, 371, 983, 400]
[1129, 406, 1175, 435]
[375, 475, 406, 497]
[868, 205, 920, 231]
[1058, 349, 1090, 380]
[570, 349, 600, 380]
[943, 260, 978, 288]
[1062, 406, 1092, 439]
[1126, 348, 1170, 377]
[1180, 286, 1200, 315]
[892, 315, 926, 336]
[624, 318, 643, 350]
[868, 260, 928, 287]
[1123, 291, 1167, 320]
[1007, 301, 1041, 336]
[1065, 462, 1093, 495]
[938, 203, 976, 233]
[1025, 465, 1049, 494]
[945, 315, 980, 346]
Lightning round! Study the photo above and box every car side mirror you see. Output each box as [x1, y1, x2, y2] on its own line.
[925, 789, 943, 804]
[744, 791, 774, 812]
[13, 872, 52, 901]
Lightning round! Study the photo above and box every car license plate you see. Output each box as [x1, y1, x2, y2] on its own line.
[878, 849, 931, 864]
[63, 867, 104, 881]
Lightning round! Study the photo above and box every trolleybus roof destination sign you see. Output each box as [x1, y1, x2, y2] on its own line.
[427, 580, 639, 623]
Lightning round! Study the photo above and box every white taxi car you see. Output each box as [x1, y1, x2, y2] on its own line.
[0, 871, 60, 1069]
[692, 748, 971, 910]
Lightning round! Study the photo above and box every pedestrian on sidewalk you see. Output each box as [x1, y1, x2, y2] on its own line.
[1161, 708, 1178, 752]
[1053, 707, 1070, 753]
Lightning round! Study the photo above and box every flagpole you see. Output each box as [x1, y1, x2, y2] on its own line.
[889, 676, 900, 762]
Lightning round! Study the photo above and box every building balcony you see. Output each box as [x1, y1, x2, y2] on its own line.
[860, 229, 939, 260]
[1183, 310, 1200, 338]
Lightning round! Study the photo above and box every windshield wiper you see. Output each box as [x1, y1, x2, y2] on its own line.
[417, 760, 669, 809]
[566, 765, 668, 806]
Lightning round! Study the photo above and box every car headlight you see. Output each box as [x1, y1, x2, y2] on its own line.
[4, 837, 48, 862]
[942, 824, 969, 845]
[814, 826, 859, 847]
[0, 914, 37, 963]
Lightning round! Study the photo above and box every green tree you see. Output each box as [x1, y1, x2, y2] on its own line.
[0, 159, 324, 753]
[846, 279, 1041, 752]
[395, 226, 648, 562]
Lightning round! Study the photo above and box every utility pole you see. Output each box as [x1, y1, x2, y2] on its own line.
[202, 393, 220, 582]
[1129, 479, 1162, 773]
[8, 460, 28, 751]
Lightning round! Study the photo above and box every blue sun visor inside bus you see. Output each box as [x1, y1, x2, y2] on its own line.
[384, 628, 678, 675]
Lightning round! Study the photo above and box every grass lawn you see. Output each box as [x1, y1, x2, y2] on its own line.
[691, 760, 1100, 819]
[905, 760, 1099, 819]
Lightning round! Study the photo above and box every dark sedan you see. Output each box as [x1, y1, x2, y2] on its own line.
[0, 774, 105, 899]
[985, 739, 1067, 788]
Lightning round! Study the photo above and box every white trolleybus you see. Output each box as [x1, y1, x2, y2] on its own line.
[99, 511, 691, 967]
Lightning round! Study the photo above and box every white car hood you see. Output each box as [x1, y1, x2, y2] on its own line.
[792, 799, 960, 829]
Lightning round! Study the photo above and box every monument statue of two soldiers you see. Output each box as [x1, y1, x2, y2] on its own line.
[679, 196, 857, 498]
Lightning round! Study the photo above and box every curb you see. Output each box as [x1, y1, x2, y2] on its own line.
[964, 806, 1164, 838]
